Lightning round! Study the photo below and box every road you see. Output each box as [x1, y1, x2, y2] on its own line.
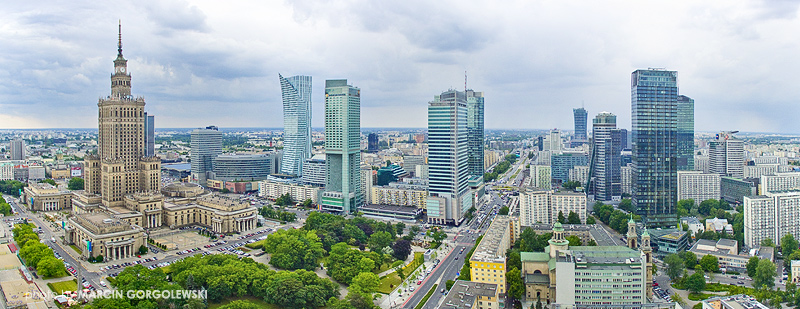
[589, 223, 624, 246]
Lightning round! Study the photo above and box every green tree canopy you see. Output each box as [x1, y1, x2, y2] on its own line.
[567, 211, 581, 224]
[506, 267, 524, 300]
[746, 256, 760, 278]
[753, 259, 776, 289]
[782, 233, 799, 257]
[664, 253, 685, 281]
[566, 235, 582, 246]
[685, 270, 706, 294]
[499, 206, 509, 215]
[699, 254, 719, 273]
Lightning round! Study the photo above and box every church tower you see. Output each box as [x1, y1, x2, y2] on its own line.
[641, 228, 654, 298]
[548, 222, 570, 258]
[627, 216, 638, 249]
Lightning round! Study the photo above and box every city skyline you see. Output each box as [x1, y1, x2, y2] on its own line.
[2, 1, 800, 133]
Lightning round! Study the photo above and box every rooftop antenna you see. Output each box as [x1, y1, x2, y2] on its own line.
[465, 71, 467, 93]
[118, 19, 123, 56]
[582, 100, 585, 109]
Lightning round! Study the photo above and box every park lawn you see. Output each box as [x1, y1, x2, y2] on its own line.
[47, 279, 78, 294]
[69, 244, 82, 254]
[245, 239, 265, 249]
[377, 272, 402, 294]
[687, 292, 716, 301]
[208, 296, 281, 309]
[42, 268, 70, 279]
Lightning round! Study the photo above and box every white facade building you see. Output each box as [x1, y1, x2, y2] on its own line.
[531, 165, 551, 189]
[258, 180, 321, 203]
[568, 165, 589, 186]
[760, 172, 800, 195]
[709, 132, 744, 179]
[519, 189, 587, 226]
[744, 191, 800, 248]
[621, 163, 633, 195]
[677, 171, 721, 202]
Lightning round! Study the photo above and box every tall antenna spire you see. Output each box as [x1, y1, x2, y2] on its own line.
[118, 19, 123, 57]
[464, 71, 467, 92]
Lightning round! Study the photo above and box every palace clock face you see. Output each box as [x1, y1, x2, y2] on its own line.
[117, 67, 126, 73]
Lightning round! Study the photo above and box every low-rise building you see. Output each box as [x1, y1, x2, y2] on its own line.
[359, 204, 423, 221]
[680, 217, 705, 237]
[370, 185, 427, 209]
[642, 228, 688, 257]
[792, 260, 800, 284]
[23, 182, 73, 211]
[706, 217, 733, 234]
[690, 239, 749, 271]
[525, 223, 592, 245]
[441, 280, 500, 309]
[65, 211, 147, 261]
[701, 295, 768, 309]
[721, 177, 758, 204]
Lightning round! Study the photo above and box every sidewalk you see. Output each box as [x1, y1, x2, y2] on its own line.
[377, 242, 457, 309]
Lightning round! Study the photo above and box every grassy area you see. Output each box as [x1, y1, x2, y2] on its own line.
[69, 244, 82, 254]
[402, 252, 424, 274]
[245, 239, 265, 249]
[47, 279, 77, 294]
[42, 269, 69, 279]
[687, 292, 715, 301]
[415, 284, 438, 309]
[106, 277, 116, 287]
[377, 272, 402, 294]
[208, 296, 282, 309]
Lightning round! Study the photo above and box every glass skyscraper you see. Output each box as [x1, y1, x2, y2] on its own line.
[191, 126, 223, 186]
[143, 112, 155, 157]
[321, 79, 362, 214]
[573, 107, 588, 146]
[427, 90, 471, 225]
[631, 69, 678, 228]
[466, 90, 484, 178]
[677, 95, 695, 171]
[589, 112, 622, 201]
[279, 74, 312, 177]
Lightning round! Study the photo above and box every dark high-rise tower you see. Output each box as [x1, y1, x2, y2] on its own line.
[144, 112, 155, 157]
[572, 107, 588, 146]
[631, 69, 678, 228]
[677, 95, 695, 171]
[367, 133, 379, 152]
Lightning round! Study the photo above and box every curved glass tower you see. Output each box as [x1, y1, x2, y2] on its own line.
[279, 74, 312, 177]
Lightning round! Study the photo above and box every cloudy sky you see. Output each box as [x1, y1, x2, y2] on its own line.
[1, 1, 799, 133]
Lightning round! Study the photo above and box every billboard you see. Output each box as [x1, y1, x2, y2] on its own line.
[71, 167, 82, 177]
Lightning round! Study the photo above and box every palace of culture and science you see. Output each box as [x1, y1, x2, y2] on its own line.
[64, 24, 257, 262]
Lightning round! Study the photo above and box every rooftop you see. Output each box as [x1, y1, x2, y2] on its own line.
[702, 295, 768, 309]
[470, 216, 513, 263]
[440, 280, 498, 309]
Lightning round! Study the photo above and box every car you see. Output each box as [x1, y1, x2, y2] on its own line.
[100, 281, 107, 287]
[653, 282, 659, 287]
[417, 280, 422, 285]
[441, 288, 446, 293]
[738, 281, 744, 284]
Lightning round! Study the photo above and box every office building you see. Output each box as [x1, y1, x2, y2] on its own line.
[589, 112, 622, 201]
[301, 155, 326, 187]
[547, 129, 562, 153]
[677, 95, 694, 171]
[568, 165, 589, 187]
[191, 126, 223, 186]
[530, 165, 551, 189]
[695, 155, 710, 173]
[744, 191, 800, 248]
[690, 239, 749, 271]
[719, 176, 760, 204]
[551, 152, 588, 183]
[518, 189, 587, 226]
[621, 163, 633, 195]
[321, 79, 362, 213]
[677, 171, 721, 203]
[643, 228, 689, 257]
[83, 23, 161, 208]
[279, 74, 312, 177]
[9, 139, 25, 161]
[212, 154, 271, 181]
[403, 155, 425, 176]
[619, 128, 629, 149]
[572, 107, 588, 146]
[377, 164, 405, 186]
[710, 131, 744, 179]
[631, 69, 678, 227]
[367, 133, 379, 152]
[467, 89, 485, 178]
[427, 90, 471, 225]
[144, 112, 155, 157]
[537, 136, 544, 151]
[0, 162, 13, 181]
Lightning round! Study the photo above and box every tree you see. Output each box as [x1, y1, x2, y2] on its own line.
[700, 254, 719, 273]
[670, 294, 687, 307]
[680, 251, 698, 269]
[39, 179, 57, 186]
[557, 211, 566, 224]
[761, 238, 775, 247]
[391, 239, 411, 261]
[220, 188, 230, 194]
[446, 280, 455, 291]
[586, 216, 596, 224]
[499, 206, 509, 215]
[37, 256, 65, 277]
[746, 256, 760, 278]
[303, 199, 313, 207]
[618, 199, 634, 213]
[664, 253, 685, 281]
[566, 235, 582, 246]
[562, 181, 580, 190]
[395, 222, 405, 235]
[587, 239, 597, 246]
[685, 270, 706, 294]
[506, 267, 524, 300]
[218, 300, 261, 309]
[138, 245, 148, 255]
[753, 259, 776, 289]
[567, 211, 581, 224]
[782, 233, 799, 257]
[349, 272, 380, 295]
[368, 231, 393, 253]
[409, 225, 421, 237]
[262, 229, 326, 271]
[427, 229, 447, 244]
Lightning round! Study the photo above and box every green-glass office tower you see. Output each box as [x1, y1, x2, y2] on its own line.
[631, 69, 678, 228]
[427, 90, 472, 225]
[677, 95, 695, 171]
[466, 90, 484, 178]
[321, 79, 362, 214]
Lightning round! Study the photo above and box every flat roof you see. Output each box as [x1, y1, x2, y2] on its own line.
[440, 280, 498, 309]
[470, 216, 513, 263]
